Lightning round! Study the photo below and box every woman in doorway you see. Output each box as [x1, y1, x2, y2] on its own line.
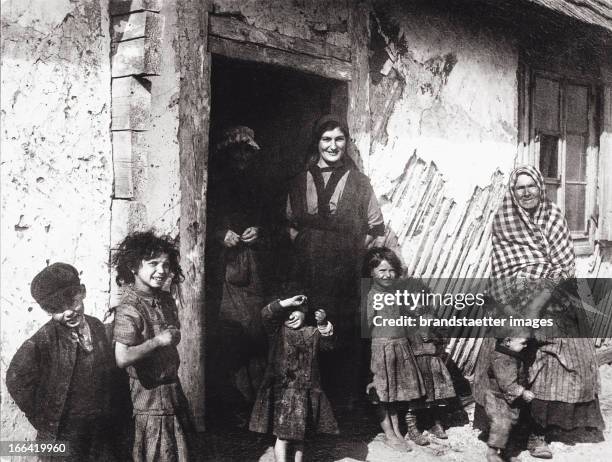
[207, 126, 270, 426]
[285, 114, 385, 405]
[473, 165, 603, 459]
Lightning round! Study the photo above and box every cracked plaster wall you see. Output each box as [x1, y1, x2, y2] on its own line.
[368, 0, 518, 206]
[211, 0, 351, 48]
[109, 0, 180, 307]
[1, 0, 112, 441]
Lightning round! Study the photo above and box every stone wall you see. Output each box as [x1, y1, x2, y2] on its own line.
[1, 0, 113, 441]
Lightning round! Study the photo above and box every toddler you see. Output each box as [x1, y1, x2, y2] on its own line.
[485, 336, 534, 462]
[249, 294, 339, 462]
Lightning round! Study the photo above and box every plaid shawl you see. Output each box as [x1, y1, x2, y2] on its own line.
[490, 166, 575, 300]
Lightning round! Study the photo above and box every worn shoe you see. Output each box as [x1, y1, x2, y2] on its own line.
[528, 435, 553, 459]
[405, 412, 430, 446]
[429, 421, 448, 439]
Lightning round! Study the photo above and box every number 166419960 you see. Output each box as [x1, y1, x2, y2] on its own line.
[0, 441, 68, 456]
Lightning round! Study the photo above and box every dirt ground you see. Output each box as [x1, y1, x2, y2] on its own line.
[202, 364, 612, 461]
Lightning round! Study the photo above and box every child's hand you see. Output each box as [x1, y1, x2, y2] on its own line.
[223, 230, 241, 248]
[314, 309, 327, 325]
[285, 310, 305, 329]
[365, 382, 375, 394]
[156, 327, 181, 347]
[522, 390, 535, 402]
[280, 295, 307, 308]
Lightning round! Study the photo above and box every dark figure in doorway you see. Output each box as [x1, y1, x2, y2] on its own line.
[207, 126, 270, 426]
[285, 114, 385, 407]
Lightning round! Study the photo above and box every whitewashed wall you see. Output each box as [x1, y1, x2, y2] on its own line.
[1, 0, 113, 442]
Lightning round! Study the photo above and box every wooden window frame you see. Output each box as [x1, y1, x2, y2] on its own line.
[526, 68, 600, 256]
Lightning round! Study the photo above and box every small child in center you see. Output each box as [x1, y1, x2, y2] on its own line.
[249, 292, 339, 462]
[112, 230, 195, 462]
[484, 335, 534, 462]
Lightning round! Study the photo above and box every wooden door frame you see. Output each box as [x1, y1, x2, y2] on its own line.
[175, 0, 371, 431]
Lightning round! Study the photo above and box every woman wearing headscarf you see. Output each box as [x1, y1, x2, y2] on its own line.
[206, 126, 270, 425]
[473, 165, 603, 459]
[285, 114, 385, 403]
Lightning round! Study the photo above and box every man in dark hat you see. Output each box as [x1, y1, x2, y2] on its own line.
[6, 263, 118, 461]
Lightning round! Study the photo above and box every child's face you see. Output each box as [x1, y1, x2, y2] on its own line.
[134, 253, 170, 293]
[505, 337, 528, 353]
[284, 310, 305, 329]
[372, 260, 397, 287]
[52, 290, 85, 328]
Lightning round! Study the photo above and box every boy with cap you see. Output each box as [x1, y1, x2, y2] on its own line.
[6, 263, 117, 461]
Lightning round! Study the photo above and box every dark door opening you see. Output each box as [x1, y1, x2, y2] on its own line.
[209, 54, 348, 186]
[204, 54, 348, 426]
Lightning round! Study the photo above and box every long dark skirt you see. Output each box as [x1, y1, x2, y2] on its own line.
[530, 397, 605, 430]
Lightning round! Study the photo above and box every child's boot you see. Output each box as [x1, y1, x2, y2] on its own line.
[428, 407, 448, 439]
[528, 434, 552, 459]
[404, 412, 429, 446]
[486, 447, 504, 462]
[429, 420, 448, 439]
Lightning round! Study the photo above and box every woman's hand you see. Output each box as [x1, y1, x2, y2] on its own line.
[223, 230, 241, 248]
[241, 227, 260, 243]
[525, 288, 553, 319]
[288, 227, 299, 243]
[522, 390, 535, 402]
[315, 309, 327, 325]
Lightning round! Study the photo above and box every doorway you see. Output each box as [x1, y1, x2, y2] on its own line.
[204, 54, 348, 426]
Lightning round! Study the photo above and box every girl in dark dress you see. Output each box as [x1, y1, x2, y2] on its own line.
[249, 294, 338, 462]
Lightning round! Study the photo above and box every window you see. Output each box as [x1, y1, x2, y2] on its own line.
[530, 73, 599, 248]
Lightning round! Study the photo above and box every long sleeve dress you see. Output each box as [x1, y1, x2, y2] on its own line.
[286, 159, 384, 345]
[206, 164, 270, 409]
[286, 159, 384, 401]
[249, 300, 339, 441]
